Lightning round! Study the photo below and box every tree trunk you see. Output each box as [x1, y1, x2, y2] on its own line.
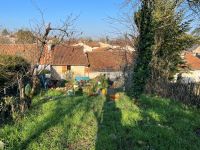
[17, 74, 26, 113]
[30, 75, 37, 98]
[30, 44, 45, 98]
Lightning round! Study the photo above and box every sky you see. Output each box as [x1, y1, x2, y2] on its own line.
[0, 0, 129, 38]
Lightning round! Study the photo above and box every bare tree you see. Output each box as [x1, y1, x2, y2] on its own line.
[105, 2, 139, 94]
[27, 6, 78, 97]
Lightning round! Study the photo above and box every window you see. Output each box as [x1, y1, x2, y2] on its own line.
[67, 65, 71, 71]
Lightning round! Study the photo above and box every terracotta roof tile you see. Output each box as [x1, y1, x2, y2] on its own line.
[184, 52, 200, 70]
[87, 51, 133, 71]
[52, 45, 89, 66]
[0, 44, 39, 64]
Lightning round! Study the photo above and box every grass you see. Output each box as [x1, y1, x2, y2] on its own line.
[0, 90, 200, 150]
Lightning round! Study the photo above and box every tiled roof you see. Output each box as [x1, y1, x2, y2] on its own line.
[0, 44, 133, 70]
[184, 52, 200, 70]
[0, 44, 88, 66]
[87, 51, 133, 71]
[0, 44, 39, 64]
[52, 45, 89, 66]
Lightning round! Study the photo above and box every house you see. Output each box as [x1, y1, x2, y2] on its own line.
[50, 45, 89, 80]
[0, 43, 134, 81]
[86, 50, 133, 80]
[187, 44, 200, 57]
[177, 52, 200, 83]
[49, 45, 133, 80]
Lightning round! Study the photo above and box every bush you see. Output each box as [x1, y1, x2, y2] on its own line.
[0, 96, 20, 123]
[0, 55, 30, 89]
[83, 75, 109, 96]
[56, 79, 67, 87]
[0, 55, 30, 124]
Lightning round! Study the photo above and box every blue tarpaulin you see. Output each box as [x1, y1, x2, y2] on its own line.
[75, 76, 90, 82]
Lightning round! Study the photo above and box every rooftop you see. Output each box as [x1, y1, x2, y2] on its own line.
[184, 52, 200, 70]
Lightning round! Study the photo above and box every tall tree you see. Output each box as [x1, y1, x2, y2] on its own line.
[132, 0, 155, 98]
[131, 0, 196, 97]
[1, 29, 9, 36]
[150, 0, 196, 79]
[29, 14, 77, 97]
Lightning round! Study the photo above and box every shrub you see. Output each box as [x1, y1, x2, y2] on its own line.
[56, 79, 67, 87]
[0, 55, 30, 90]
[0, 96, 20, 123]
[0, 55, 30, 124]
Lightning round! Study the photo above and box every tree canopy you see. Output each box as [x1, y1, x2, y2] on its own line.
[16, 29, 36, 44]
[131, 0, 197, 97]
[1, 29, 9, 36]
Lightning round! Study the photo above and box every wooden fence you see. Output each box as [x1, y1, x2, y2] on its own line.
[145, 79, 200, 107]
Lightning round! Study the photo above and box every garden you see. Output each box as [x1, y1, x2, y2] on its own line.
[1, 88, 200, 149]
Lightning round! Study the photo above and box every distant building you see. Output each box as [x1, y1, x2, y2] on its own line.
[0, 43, 134, 81]
[49, 45, 89, 80]
[87, 50, 133, 80]
[177, 52, 200, 83]
[187, 44, 200, 57]
[0, 44, 39, 64]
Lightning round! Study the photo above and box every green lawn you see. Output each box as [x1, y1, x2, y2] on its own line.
[1, 90, 200, 150]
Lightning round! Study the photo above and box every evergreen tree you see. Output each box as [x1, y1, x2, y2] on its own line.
[151, 0, 196, 79]
[1, 29, 9, 36]
[131, 0, 196, 98]
[132, 0, 155, 98]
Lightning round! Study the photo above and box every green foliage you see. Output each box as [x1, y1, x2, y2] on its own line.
[0, 55, 30, 88]
[192, 27, 200, 37]
[132, 0, 155, 98]
[0, 91, 200, 149]
[25, 84, 31, 97]
[0, 55, 30, 71]
[151, 0, 196, 79]
[83, 75, 108, 96]
[0, 96, 20, 122]
[39, 69, 51, 75]
[0, 56, 30, 123]
[1, 29, 9, 36]
[15, 29, 35, 44]
[95, 74, 108, 89]
[56, 79, 67, 87]
[132, 0, 197, 97]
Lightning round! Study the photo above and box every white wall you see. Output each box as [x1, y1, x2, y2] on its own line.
[175, 70, 200, 83]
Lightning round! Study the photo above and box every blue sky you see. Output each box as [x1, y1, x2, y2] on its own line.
[0, 0, 128, 38]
